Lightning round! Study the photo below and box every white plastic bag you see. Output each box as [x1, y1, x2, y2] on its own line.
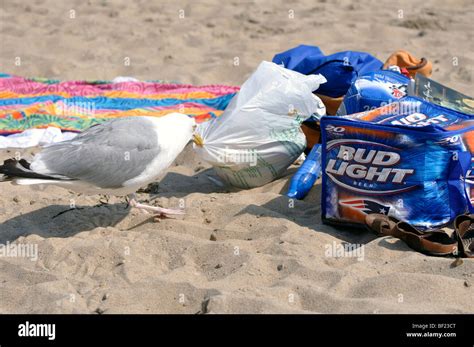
[193, 61, 326, 188]
[0, 127, 77, 149]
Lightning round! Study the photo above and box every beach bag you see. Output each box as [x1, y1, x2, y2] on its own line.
[383, 50, 433, 78]
[193, 61, 326, 188]
[272, 45, 383, 98]
[321, 96, 474, 230]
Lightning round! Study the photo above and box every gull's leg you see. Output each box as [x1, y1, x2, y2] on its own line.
[127, 194, 184, 219]
[125, 195, 148, 213]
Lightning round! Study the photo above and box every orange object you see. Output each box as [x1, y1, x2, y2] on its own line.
[302, 94, 343, 150]
[383, 50, 432, 78]
[301, 123, 320, 150]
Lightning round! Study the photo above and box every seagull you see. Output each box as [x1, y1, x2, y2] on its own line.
[0, 113, 195, 218]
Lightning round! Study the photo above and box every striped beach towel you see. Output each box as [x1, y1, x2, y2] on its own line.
[0, 73, 239, 135]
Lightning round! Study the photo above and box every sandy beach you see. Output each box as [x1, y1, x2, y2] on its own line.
[0, 0, 473, 314]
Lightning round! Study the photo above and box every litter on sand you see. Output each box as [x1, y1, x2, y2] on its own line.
[0, 43, 473, 259]
[276, 44, 473, 257]
[321, 97, 473, 230]
[193, 61, 326, 188]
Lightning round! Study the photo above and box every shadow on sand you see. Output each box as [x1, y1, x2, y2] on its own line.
[0, 203, 129, 244]
[1, 168, 383, 249]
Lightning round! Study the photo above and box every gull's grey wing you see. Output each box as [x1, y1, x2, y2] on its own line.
[32, 117, 160, 188]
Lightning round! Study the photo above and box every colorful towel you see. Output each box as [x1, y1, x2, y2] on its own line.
[0, 74, 239, 135]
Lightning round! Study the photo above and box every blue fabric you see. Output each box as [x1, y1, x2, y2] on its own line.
[0, 94, 235, 111]
[272, 45, 384, 98]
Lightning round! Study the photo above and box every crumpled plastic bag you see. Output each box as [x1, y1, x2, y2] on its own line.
[0, 127, 77, 149]
[193, 61, 326, 188]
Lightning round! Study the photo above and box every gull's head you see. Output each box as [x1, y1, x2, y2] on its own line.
[154, 113, 196, 147]
[166, 112, 195, 130]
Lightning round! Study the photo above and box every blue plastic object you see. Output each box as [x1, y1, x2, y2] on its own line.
[272, 45, 383, 98]
[286, 144, 322, 199]
[337, 70, 411, 116]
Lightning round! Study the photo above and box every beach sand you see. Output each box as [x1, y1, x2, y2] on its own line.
[0, 0, 473, 313]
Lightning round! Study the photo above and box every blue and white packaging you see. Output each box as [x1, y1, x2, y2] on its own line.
[337, 70, 411, 116]
[321, 96, 474, 230]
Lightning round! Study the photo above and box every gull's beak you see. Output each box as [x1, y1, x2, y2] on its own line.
[193, 133, 204, 147]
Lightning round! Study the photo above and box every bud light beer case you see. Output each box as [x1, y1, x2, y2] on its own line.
[321, 96, 474, 230]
